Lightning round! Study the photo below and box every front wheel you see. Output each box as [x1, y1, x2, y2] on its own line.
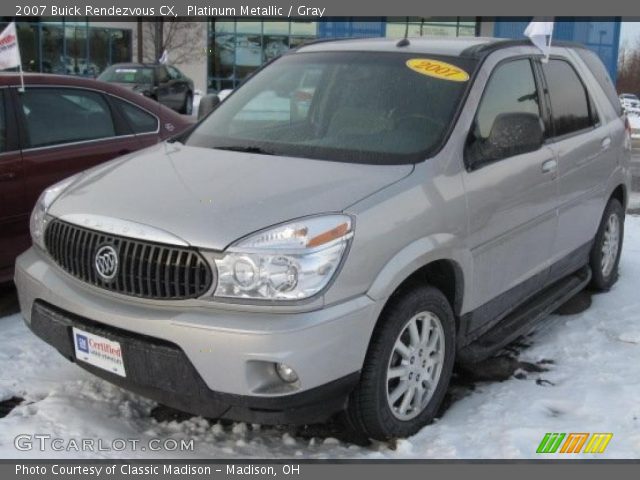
[589, 197, 624, 291]
[346, 285, 456, 440]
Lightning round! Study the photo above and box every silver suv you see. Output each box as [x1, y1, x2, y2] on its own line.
[15, 38, 631, 440]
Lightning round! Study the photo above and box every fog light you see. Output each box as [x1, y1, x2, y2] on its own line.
[275, 363, 299, 383]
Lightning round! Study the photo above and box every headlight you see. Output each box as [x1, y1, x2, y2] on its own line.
[214, 215, 353, 301]
[29, 176, 79, 248]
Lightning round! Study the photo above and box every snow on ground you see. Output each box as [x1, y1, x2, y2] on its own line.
[1, 217, 640, 459]
[191, 91, 202, 118]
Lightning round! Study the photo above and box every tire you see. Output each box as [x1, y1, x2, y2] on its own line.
[346, 285, 456, 440]
[589, 197, 624, 291]
[181, 92, 193, 115]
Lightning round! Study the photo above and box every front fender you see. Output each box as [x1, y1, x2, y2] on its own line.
[366, 233, 473, 315]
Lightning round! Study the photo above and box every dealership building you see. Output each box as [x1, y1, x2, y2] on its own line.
[0, 18, 621, 94]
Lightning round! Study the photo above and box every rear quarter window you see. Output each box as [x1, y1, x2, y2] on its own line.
[575, 48, 622, 117]
[113, 98, 159, 134]
[542, 59, 596, 137]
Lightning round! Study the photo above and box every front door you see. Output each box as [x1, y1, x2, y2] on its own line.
[462, 58, 559, 333]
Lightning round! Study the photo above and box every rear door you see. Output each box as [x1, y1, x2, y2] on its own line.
[167, 66, 189, 108]
[462, 57, 559, 333]
[108, 95, 162, 148]
[155, 66, 177, 110]
[14, 86, 143, 215]
[539, 56, 615, 268]
[0, 88, 26, 278]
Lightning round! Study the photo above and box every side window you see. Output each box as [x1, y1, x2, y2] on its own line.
[576, 48, 622, 117]
[543, 59, 597, 137]
[167, 66, 181, 80]
[0, 91, 6, 153]
[20, 88, 115, 148]
[113, 98, 159, 134]
[466, 59, 542, 166]
[156, 67, 169, 83]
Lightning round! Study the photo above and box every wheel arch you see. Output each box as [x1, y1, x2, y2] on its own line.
[366, 236, 471, 330]
[387, 259, 464, 319]
[610, 183, 627, 210]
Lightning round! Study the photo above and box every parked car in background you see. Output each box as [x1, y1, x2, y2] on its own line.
[0, 72, 194, 283]
[98, 63, 195, 115]
[620, 93, 640, 115]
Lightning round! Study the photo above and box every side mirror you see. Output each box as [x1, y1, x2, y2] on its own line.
[467, 112, 544, 167]
[198, 94, 221, 120]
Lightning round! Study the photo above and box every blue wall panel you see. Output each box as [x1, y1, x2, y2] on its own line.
[318, 19, 386, 38]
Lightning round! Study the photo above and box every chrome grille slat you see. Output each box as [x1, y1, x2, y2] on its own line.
[44, 220, 213, 300]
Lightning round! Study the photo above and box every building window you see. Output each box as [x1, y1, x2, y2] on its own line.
[0, 19, 132, 76]
[41, 23, 64, 74]
[208, 20, 317, 92]
[385, 17, 477, 38]
[110, 28, 132, 65]
[207, 18, 477, 93]
[16, 23, 40, 72]
[90, 28, 110, 75]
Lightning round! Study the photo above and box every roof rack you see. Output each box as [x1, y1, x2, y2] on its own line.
[461, 38, 588, 58]
[290, 36, 380, 52]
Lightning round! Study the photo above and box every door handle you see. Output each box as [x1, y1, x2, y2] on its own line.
[601, 137, 611, 150]
[0, 172, 17, 181]
[541, 159, 557, 173]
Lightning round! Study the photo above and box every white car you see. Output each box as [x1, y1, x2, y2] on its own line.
[629, 113, 640, 159]
[620, 93, 640, 114]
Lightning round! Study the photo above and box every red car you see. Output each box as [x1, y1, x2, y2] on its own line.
[0, 72, 194, 283]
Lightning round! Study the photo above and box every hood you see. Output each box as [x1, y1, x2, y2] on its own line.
[49, 143, 413, 250]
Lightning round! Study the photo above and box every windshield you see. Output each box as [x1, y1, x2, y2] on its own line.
[98, 66, 154, 84]
[187, 52, 477, 164]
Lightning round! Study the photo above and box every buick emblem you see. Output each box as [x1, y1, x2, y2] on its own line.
[94, 245, 119, 282]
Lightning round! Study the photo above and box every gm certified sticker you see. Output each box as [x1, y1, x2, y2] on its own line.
[406, 58, 469, 82]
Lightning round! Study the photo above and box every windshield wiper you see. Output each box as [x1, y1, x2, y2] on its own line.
[214, 145, 275, 155]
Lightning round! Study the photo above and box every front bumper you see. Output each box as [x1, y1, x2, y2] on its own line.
[15, 247, 382, 424]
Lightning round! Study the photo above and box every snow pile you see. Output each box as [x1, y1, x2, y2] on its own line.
[1, 217, 640, 459]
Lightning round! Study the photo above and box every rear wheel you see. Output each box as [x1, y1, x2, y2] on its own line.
[589, 197, 624, 291]
[346, 285, 455, 440]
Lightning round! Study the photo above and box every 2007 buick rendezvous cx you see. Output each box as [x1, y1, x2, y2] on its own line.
[15, 37, 632, 439]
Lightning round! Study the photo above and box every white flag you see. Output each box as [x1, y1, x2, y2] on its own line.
[0, 22, 21, 70]
[158, 49, 169, 64]
[524, 21, 554, 62]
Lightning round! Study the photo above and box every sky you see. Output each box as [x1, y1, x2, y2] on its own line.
[620, 22, 640, 47]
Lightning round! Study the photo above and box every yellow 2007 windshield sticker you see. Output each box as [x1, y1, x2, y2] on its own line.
[406, 58, 469, 82]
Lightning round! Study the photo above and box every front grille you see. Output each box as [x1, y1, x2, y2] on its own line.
[44, 220, 214, 300]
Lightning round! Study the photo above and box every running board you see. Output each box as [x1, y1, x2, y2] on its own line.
[457, 266, 592, 365]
